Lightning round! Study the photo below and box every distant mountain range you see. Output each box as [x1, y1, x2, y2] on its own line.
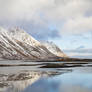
[0, 27, 67, 60]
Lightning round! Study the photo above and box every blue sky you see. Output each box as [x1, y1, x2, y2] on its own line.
[0, 0, 92, 58]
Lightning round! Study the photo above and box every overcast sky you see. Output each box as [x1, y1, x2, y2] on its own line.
[0, 0, 92, 58]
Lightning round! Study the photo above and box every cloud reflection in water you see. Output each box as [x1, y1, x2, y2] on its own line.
[23, 72, 92, 92]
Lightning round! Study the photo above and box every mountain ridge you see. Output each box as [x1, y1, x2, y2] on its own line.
[0, 27, 67, 60]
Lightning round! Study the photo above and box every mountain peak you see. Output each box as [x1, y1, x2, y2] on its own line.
[8, 27, 41, 46]
[0, 26, 67, 60]
[8, 27, 25, 34]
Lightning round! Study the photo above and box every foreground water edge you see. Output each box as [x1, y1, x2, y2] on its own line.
[0, 60, 92, 92]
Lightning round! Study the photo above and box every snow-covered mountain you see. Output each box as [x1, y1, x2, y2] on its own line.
[8, 28, 41, 46]
[0, 27, 67, 60]
[42, 42, 67, 57]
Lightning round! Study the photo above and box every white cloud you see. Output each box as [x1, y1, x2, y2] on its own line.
[0, 0, 45, 21]
[0, 0, 91, 20]
[0, 0, 92, 35]
[61, 16, 92, 34]
[43, 0, 92, 21]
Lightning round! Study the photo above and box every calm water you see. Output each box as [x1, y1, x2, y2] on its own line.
[0, 60, 92, 92]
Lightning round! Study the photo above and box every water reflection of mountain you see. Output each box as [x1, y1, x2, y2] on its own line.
[0, 71, 61, 92]
[0, 65, 92, 92]
[23, 70, 92, 92]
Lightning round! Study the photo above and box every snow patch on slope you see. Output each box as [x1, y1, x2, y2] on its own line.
[43, 42, 67, 57]
[8, 27, 41, 46]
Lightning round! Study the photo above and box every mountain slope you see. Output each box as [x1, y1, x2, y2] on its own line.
[8, 28, 41, 46]
[0, 27, 67, 60]
[0, 27, 31, 59]
[42, 42, 67, 57]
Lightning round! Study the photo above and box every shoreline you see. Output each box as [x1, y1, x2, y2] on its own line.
[0, 58, 92, 68]
[0, 57, 92, 62]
